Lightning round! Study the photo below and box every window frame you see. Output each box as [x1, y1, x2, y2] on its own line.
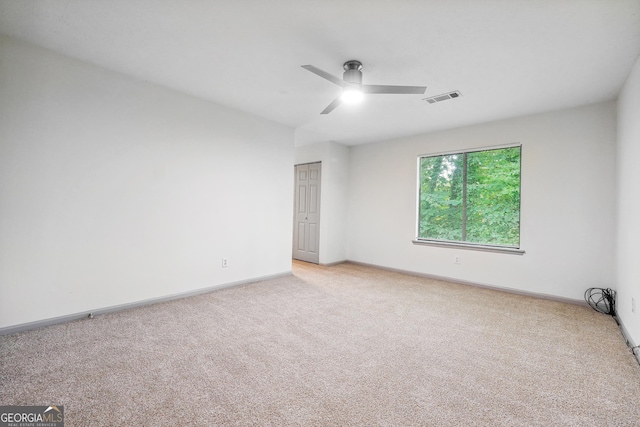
[413, 144, 525, 255]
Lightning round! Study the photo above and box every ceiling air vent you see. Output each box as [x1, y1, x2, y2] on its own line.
[423, 91, 462, 104]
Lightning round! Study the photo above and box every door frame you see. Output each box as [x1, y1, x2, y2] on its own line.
[292, 162, 322, 264]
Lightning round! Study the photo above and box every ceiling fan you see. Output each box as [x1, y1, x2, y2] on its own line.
[301, 60, 427, 114]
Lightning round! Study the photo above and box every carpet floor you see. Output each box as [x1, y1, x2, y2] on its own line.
[1, 261, 639, 426]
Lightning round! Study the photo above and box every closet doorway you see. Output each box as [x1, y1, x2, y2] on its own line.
[293, 162, 321, 263]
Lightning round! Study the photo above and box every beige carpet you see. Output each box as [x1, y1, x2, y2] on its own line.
[1, 261, 639, 426]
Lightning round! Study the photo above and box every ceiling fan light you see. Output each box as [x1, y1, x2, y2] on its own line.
[341, 87, 364, 103]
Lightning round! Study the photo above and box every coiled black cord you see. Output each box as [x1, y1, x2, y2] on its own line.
[585, 288, 640, 366]
[584, 287, 616, 316]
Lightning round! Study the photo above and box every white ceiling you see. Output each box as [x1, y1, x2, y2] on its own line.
[1, 0, 639, 146]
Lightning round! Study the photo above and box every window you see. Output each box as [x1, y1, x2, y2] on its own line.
[416, 145, 521, 250]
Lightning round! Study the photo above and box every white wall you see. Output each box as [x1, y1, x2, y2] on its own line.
[294, 141, 349, 264]
[616, 55, 640, 346]
[0, 36, 294, 329]
[347, 102, 617, 301]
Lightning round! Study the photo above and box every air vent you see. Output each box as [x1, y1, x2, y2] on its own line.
[424, 91, 462, 104]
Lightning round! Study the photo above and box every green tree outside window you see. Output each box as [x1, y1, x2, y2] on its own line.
[418, 146, 521, 247]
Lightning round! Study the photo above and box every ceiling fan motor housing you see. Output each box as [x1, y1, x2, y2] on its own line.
[343, 60, 363, 85]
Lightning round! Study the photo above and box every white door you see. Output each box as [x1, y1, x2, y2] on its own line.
[293, 162, 321, 263]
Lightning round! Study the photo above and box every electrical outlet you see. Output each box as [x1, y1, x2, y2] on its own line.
[454, 255, 460, 265]
[633, 297, 636, 314]
[222, 258, 229, 268]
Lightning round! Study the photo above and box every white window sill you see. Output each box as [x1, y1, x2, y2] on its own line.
[412, 239, 525, 255]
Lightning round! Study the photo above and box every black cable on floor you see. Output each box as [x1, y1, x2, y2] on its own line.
[631, 346, 640, 367]
[584, 287, 616, 316]
[585, 288, 640, 368]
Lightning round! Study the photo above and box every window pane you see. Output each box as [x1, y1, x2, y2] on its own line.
[418, 154, 464, 241]
[466, 147, 520, 246]
[417, 146, 521, 248]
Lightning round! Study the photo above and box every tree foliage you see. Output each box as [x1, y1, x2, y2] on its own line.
[418, 147, 520, 246]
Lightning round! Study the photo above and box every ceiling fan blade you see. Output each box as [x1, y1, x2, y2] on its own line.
[362, 84, 427, 94]
[301, 65, 347, 87]
[320, 96, 342, 114]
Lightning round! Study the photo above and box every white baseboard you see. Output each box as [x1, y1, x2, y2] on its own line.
[617, 316, 640, 366]
[0, 271, 292, 336]
[346, 260, 587, 306]
[320, 260, 347, 267]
